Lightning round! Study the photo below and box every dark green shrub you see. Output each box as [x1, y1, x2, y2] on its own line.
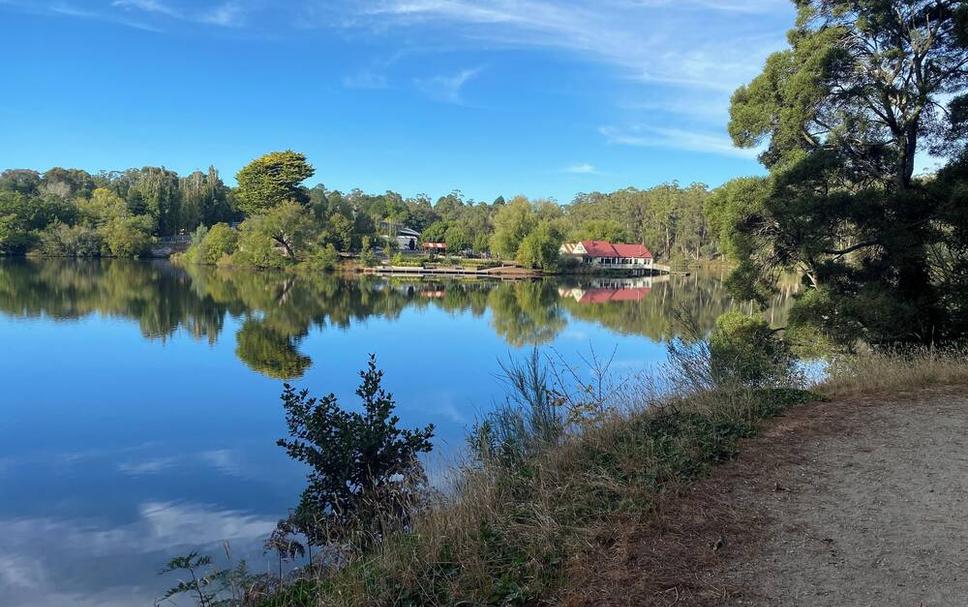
[708, 311, 798, 388]
[276, 355, 435, 550]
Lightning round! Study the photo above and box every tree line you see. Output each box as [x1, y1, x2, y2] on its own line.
[0, 153, 727, 267]
[177, 150, 732, 271]
[0, 166, 236, 258]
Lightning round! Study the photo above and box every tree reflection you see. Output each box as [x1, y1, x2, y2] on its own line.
[235, 319, 311, 380]
[0, 259, 796, 380]
[488, 281, 567, 346]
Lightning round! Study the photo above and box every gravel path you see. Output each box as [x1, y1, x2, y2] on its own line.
[565, 386, 968, 607]
[721, 388, 968, 606]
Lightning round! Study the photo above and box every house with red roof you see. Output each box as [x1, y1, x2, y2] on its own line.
[559, 240, 655, 269]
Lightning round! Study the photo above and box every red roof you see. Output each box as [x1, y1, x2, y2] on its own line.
[579, 287, 651, 304]
[580, 240, 653, 259]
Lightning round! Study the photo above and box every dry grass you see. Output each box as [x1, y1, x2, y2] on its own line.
[261, 348, 968, 607]
[264, 387, 815, 607]
[821, 345, 968, 398]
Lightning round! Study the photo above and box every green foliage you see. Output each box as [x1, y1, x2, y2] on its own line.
[178, 167, 234, 230]
[569, 218, 631, 243]
[469, 349, 564, 467]
[307, 242, 340, 272]
[235, 151, 315, 216]
[100, 215, 154, 258]
[77, 188, 128, 227]
[186, 222, 239, 265]
[325, 211, 354, 252]
[359, 236, 377, 267]
[708, 311, 797, 389]
[568, 183, 714, 260]
[276, 355, 435, 548]
[0, 156, 728, 265]
[2, 165, 234, 250]
[444, 223, 470, 253]
[159, 551, 226, 607]
[277, 350, 816, 607]
[232, 202, 315, 269]
[515, 220, 564, 270]
[0, 191, 34, 254]
[45, 186, 155, 258]
[0, 169, 42, 194]
[37, 222, 102, 257]
[490, 196, 537, 258]
[159, 551, 263, 607]
[0, 189, 77, 254]
[125, 167, 181, 235]
[203, 223, 239, 264]
[722, 0, 968, 345]
[704, 177, 767, 260]
[421, 221, 448, 243]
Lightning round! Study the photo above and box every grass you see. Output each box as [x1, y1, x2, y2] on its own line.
[821, 344, 968, 398]
[261, 387, 817, 606]
[245, 346, 968, 607]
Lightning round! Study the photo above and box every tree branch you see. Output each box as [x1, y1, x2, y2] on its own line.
[822, 240, 881, 257]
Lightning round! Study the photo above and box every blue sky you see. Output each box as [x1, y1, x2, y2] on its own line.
[0, 0, 795, 202]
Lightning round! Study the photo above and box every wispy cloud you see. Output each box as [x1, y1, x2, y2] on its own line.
[563, 163, 598, 175]
[198, 1, 245, 27]
[347, 0, 788, 93]
[600, 124, 756, 158]
[329, 0, 791, 155]
[111, 0, 178, 17]
[343, 70, 390, 89]
[7, 0, 249, 29]
[43, 2, 162, 31]
[414, 66, 483, 104]
[199, 449, 246, 476]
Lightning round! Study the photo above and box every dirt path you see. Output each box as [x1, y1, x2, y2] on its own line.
[567, 386, 968, 607]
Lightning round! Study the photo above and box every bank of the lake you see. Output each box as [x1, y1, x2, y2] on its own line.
[0, 257, 791, 607]
[253, 350, 968, 607]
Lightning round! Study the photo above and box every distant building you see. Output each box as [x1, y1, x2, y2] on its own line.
[559, 240, 654, 267]
[422, 242, 447, 253]
[380, 221, 421, 251]
[396, 227, 421, 252]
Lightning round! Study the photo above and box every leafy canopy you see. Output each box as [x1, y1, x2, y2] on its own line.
[721, 0, 968, 345]
[235, 150, 315, 216]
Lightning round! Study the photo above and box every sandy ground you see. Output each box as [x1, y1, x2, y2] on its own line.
[567, 386, 968, 607]
[720, 387, 968, 606]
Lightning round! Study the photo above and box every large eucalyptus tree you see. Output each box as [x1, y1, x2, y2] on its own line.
[716, 0, 968, 344]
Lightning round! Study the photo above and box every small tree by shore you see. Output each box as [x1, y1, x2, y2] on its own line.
[275, 355, 435, 555]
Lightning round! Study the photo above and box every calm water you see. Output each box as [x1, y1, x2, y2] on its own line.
[0, 258, 794, 606]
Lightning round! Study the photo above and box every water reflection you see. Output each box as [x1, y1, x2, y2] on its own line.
[0, 501, 275, 607]
[0, 258, 798, 606]
[0, 259, 796, 380]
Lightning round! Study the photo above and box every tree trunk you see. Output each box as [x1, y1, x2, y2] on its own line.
[274, 234, 295, 258]
[896, 125, 918, 191]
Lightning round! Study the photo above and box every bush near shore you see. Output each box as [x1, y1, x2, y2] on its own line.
[163, 337, 968, 607]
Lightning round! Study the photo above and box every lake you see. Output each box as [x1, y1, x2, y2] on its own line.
[0, 258, 794, 606]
